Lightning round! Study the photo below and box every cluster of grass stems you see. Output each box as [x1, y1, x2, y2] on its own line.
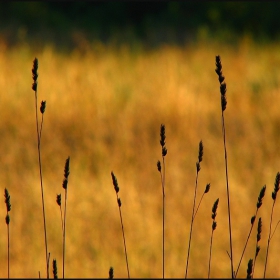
[2, 55, 280, 279]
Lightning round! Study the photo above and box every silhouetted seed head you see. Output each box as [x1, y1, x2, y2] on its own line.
[5, 214, 10, 225]
[198, 141, 203, 163]
[257, 217, 262, 242]
[251, 215, 256, 225]
[109, 267, 114, 279]
[4, 188, 11, 212]
[212, 221, 217, 231]
[196, 162, 201, 173]
[64, 157, 70, 179]
[32, 58, 38, 91]
[40, 100, 46, 114]
[111, 172, 119, 193]
[162, 147, 167, 157]
[272, 172, 280, 200]
[246, 259, 253, 279]
[215, 56, 222, 77]
[53, 259, 58, 279]
[160, 124, 166, 147]
[157, 160, 161, 172]
[56, 194, 61, 206]
[211, 198, 219, 220]
[256, 245, 260, 257]
[117, 198, 122, 207]
[204, 183, 211, 194]
[257, 185, 266, 208]
[62, 178, 68, 190]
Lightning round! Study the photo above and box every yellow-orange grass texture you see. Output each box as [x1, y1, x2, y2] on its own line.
[0, 39, 280, 278]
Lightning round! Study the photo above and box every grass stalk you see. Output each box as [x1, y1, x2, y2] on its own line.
[208, 198, 219, 279]
[185, 140, 203, 278]
[111, 172, 130, 278]
[157, 124, 168, 279]
[32, 58, 49, 278]
[62, 157, 70, 279]
[215, 55, 234, 278]
[263, 172, 280, 278]
[4, 188, 11, 278]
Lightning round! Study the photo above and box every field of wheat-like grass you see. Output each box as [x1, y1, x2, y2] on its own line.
[0, 37, 280, 278]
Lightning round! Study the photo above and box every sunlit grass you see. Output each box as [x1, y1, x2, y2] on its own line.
[0, 37, 280, 278]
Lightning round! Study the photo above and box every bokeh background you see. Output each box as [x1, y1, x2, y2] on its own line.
[0, 2, 280, 278]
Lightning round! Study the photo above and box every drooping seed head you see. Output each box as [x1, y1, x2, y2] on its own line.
[53, 259, 58, 279]
[257, 185, 266, 209]
[40, 100, 46, 114]
[4, 188, 11, 212]
[56, 194, 61, 206]
[272, 172, 280, 200]
[111, 172, 119, 193]
[157, 160, 161, 172]
[204, 183, 211, 194]
[109, 267, 114, 279]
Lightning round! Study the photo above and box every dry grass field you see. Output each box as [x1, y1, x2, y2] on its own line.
[0, 37, 280, 278]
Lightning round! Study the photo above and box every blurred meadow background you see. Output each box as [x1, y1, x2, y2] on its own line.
[0, 2, 280, 278]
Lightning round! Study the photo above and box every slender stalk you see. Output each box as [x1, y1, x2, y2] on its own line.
[208, 198, 219, 279]
[185, 140, 203, 278]
[215, 56, 234, 278]
[111, 172, 130, 278]
[158, 124, 167, 279]
[62, 157, 70, 279]
[4, 188, 11, 279]
[263, 172, 279, 278]
[32, 58, 49, 278]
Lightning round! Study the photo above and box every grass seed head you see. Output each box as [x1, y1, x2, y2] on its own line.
[56, 194, 61, 206]
[247, 259, 253, 279]
[53, 259, 58, 279]
[32, 57, 38, 91]
[4, 188, 11, 212]
[111, 172, 119, 193]
[157, 160, 161, 172]
[257, 185, 266, 208]
[272, 172, 280, 200]
[40, 100, 46, 114]
[109, 267, 114, 279]
[205, 183, 211, 194]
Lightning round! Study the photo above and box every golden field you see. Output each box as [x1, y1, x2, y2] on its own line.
[0, 37, 280, 278]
